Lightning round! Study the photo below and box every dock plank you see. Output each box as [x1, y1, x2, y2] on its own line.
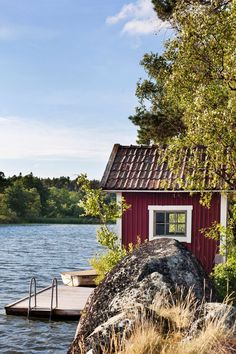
[5, 285, 94, 320]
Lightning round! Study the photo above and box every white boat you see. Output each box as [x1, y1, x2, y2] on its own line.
[60, 269, 97, 287]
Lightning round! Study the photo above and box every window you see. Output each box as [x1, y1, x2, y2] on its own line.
[155, 211, 186, 236]
[148, 205, 193, 243]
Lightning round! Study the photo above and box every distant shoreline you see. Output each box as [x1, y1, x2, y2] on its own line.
[0, 217, 115, 225]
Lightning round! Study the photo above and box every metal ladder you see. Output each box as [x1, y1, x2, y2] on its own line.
[50, 278, 58, 320]
[27, 277, 37, 318]
[27, 277, 58, 320]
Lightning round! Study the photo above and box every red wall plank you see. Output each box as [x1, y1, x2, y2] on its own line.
[122, 192, 220, 273]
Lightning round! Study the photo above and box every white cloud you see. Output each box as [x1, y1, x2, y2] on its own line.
[106, 0, 169, 36]
[0, 24, 58, 41]
[0, 116, 135, 161]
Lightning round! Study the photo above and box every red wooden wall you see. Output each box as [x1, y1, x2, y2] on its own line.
[122, 192, 220, 273]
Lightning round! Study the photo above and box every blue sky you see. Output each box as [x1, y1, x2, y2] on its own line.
[0, 0, 170, 179]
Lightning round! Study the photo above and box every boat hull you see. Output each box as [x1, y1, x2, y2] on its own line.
[60, 269, 97, 287]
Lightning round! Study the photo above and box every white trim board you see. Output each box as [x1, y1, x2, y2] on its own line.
[220, 194, 227, 228]
[104, 190, 234, 193]
[148, 205, 193, 243]
[116, 192, 122, 247]
[220, 193, 227, 259]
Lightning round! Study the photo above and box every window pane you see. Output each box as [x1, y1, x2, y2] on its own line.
[156, 212, 165, 223]
[153, 209, 188, 239]
[167, 213, 176, 223]
[177, 224, 185, 234]
[156, 224, 165, 235]
[167, 223, 176, 234]
[177, 213, 186, 223]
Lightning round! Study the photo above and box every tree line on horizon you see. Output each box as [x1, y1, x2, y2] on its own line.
[0, 171, 103, 224]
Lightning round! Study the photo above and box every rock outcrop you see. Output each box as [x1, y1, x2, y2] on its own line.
[77, 305, 174, 354]
[68, 238, 216, 354]
[187, 302, 236, 340]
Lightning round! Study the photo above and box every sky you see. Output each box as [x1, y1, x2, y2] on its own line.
[0, 0, 171, 180]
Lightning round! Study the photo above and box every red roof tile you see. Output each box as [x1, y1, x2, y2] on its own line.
[100, 144, 221, 191]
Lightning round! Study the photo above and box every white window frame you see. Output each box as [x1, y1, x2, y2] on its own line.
[148, 205, 193, 243]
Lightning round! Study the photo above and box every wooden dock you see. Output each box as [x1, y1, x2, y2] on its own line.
[5, 285, 94, 320]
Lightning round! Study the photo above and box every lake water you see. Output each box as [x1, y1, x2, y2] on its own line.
[0, 224, 106, 353]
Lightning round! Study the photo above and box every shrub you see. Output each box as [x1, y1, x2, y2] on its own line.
[204, 202, 236, 303]
[0, 214, 19, 224]
[90, 247, 127, 284]
[213, 257, 236, 303]
[77, 175, 130, 283]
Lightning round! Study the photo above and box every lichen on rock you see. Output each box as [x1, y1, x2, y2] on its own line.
[68, 238, 217, 354]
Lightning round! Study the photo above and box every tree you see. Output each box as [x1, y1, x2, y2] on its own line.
[2, 180, 41, 219]
[0, 172, 8, 193]
[131, 0, 236, 190]
[21, 173, 49, 215]
[151, 0, 228, 20]
[164, 0, 236, 190]
[151, 0, 178, 20]
[129, 53, 185, 145]
[47, 187, 83, 218]
[0, 172, 104, 223]
[77, 174, 130, 283]
[131, 0, 236, 299]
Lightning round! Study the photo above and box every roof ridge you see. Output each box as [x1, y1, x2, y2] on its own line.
[117, 144, 158, 149]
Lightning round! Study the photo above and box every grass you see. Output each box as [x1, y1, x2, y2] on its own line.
[118, 317, 232, 354]
[0, 216, 112, 225]
[151, 287, 198, 331]
[25, 216, 101, 224]
[100, 289, 235, 354]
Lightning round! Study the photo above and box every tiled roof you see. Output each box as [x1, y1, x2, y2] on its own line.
[100, 144, 216, 191]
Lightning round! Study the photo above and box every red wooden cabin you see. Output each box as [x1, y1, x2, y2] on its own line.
[101, 144, 228, 273]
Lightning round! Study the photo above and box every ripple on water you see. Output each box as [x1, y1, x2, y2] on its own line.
[0, 224, 111, 353]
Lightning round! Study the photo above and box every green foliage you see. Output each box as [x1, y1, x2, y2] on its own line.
[90, 229, 143, 284]
[151, 0, 218, 21]
[90, 247, 127, 284]
[204, 203, 236, 256]
[77, 174, 130, 223]
[96, 225, 119, 249]
[77, 174, 130, 283]
[204, 202, 236, 301]
[25, 216, 99, 224]
[0, 172, 102, 224]
[131, 0, 236, 191]
[132, 0, 236, 300]
[47, 187, 83, 218]
[0, 212, 18, 224]
[151, 0, 178, 20]
[129, 53, 185, 145]
[19, 172, 49, 214]
[0, 172, 8, 193]
[164, 0, 236, 190]
[213, 257, 236, 303]
[1, 180, 41, 219]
